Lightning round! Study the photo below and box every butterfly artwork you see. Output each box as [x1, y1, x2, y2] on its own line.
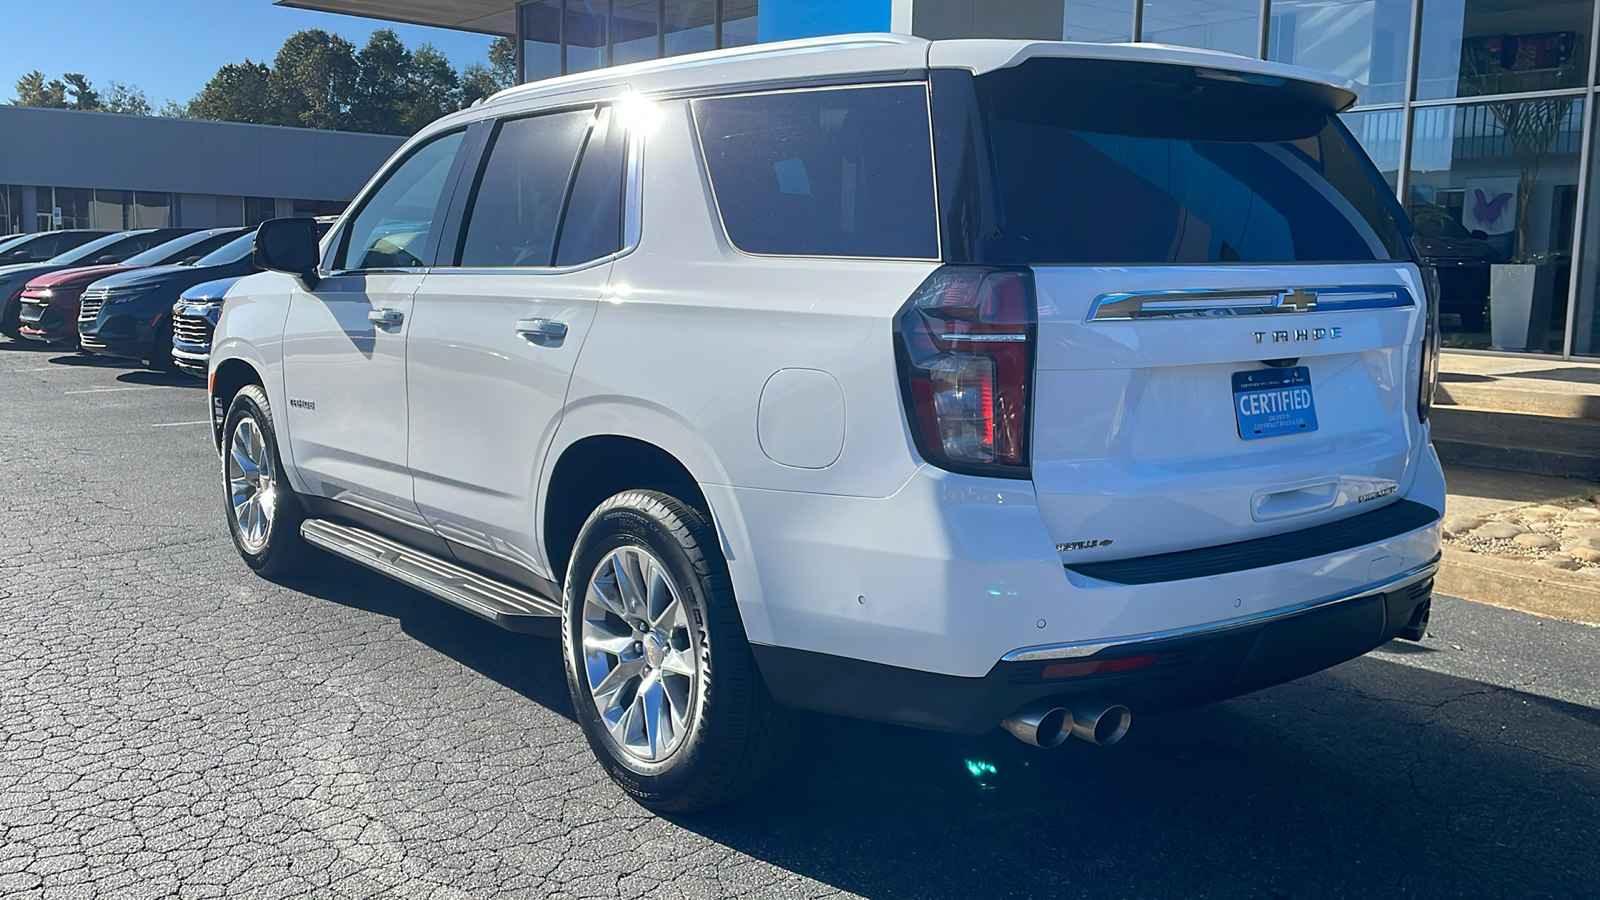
[1461, 178, 1519, 235]
[1473, 189, 1512, 227]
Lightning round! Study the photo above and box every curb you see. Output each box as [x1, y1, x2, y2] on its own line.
[1436, 547, 1600, 627]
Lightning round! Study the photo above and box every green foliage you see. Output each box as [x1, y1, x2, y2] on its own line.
[12, 70, 156, 115]
[462, 37, 518, 105]
[267, 29, 360, 130]
[13, 29, 513, 136]
[14, 70, 69, 108]
[188, 62, 273, 124]
[103, 82, 152, 116]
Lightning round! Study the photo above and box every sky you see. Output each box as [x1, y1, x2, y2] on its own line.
[0, 0, 496, 108]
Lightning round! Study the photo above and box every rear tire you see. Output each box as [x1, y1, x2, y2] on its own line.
[562, 490, 796, 813]
[222, 384, 318, 579]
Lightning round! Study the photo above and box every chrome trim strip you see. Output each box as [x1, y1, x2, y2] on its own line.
[1088, 285, 1413, 321]
[1001, 556, 1439, 663]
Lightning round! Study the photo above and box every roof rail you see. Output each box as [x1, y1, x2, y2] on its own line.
[484, 32, 923, 105]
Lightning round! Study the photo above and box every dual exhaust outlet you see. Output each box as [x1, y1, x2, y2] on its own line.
[1002, 698, 1132, 748]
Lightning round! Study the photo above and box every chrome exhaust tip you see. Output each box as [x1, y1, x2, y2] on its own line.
[1067, 699, 1132, 746]
[1000, 702, 1073, 748]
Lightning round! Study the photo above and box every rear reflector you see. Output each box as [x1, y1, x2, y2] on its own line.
[1042, 653, 1160, 679]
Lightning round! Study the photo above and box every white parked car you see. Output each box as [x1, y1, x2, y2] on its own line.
[210, 34, 1444, 811]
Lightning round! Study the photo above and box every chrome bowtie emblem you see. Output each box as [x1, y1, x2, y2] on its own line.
[1280, 288, 1318, 312]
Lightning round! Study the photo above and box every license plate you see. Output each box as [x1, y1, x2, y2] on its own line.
[1233, 366, 1318, 440]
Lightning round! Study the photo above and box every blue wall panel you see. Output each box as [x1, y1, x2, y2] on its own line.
[758, 0, 892, 42]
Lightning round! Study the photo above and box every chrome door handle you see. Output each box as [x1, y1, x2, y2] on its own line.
[368, 308, 404, 329]
[515, 318, 568, 347]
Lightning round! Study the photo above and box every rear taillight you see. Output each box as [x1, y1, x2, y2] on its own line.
[1419, 266, 1441, 422]
[895, 266, 1036, 478]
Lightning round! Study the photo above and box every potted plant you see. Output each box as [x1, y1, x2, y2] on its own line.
[1459, 40, 1579, 351]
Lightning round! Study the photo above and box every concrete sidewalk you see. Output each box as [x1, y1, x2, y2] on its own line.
[1440, 462, 1600, 627]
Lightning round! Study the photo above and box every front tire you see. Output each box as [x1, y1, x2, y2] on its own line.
[562, 490, 796, 812]
[148, 317, 175, 371]
[222, 384, 316, 578]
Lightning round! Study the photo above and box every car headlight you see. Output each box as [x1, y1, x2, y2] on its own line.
[31, 289, 53, 299]
[103, 287, 154, 306]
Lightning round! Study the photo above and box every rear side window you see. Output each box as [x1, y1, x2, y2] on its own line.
[458, 109, 591, 268]
[693, 85, 939, 259]
[554, 106, 626, 267]
[971, 59, 1407, 265]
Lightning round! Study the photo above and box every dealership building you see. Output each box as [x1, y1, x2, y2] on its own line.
[0, 104, 403, 237]
[272, 0, 1600, 359]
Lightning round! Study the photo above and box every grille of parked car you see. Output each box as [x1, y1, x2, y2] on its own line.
[78, 288, 109, 323]
[172, 312, 213, 348]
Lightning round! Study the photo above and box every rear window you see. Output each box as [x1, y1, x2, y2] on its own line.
[693, 84, 939, 260]
[971, 59, 1408, 265]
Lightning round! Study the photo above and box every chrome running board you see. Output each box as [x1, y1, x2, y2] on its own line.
[301, 519, 561, 632]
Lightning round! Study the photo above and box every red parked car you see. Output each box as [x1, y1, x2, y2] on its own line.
[17, 228, 246, 344]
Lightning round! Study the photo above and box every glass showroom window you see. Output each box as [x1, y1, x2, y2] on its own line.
[612, 0, 660, 63]
[1408, 97, 1586, 352]
[1270, 0, 1412, 105]
[520, 1, 561, 80]
[134, 192, 171, 228]
[0, 185, 20, 235]
[1416, 0, 1593, 100]
[565, 0, 607, 73]
[1575, 104, 1600, 355]
[1063, 0, 1133, 41]
[53, 188, 93, 230]
[1140, 0, 1261, 57]
[665, 0, 716, 54]
[92, 189, 131, 230]
[1342, 108, 1405, 190]
[722, 0, 759, 46]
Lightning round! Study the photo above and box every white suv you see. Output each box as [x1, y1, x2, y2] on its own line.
[211, 35, 1444, 811]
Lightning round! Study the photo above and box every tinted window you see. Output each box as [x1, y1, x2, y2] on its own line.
[125, 230, 245, 266]
[554, 106, 626, 267]
[459, 109, 591, 268]
[196, 232, 257, 267]
[693, 85, 939, 259]
[340, 130, 466, 270]
[51, 232, 164, 266]
[973, 60, 1407, 264]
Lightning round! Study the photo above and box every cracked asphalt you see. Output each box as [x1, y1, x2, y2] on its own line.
[1, 337, 1597, 900]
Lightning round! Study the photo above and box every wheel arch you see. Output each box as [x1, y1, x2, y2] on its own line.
[210, 356, 265, 451]
[541, 432, 715, 589]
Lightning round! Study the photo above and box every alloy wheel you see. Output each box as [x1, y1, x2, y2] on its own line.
[580, 545, 702, 764]
[227, 417, 277, 554]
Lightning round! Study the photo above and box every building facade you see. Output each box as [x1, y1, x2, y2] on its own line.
[278, 0, 1600, 358]
[0, 105, 404, 238]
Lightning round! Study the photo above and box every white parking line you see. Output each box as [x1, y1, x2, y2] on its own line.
[64, 386, 173, 395]
[151, 421, 210, 428]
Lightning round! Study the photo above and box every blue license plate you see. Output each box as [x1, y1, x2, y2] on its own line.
[1233, 367, 1318, 440]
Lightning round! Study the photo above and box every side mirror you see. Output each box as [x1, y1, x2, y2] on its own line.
[253, 217, 321, 288]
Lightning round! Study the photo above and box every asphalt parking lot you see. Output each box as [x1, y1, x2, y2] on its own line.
[1, 338, 1597, 900]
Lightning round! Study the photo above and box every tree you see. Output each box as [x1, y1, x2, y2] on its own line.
[13, 70, 68, 108]
[404, 44, 462, 132]
[461, 37, 516, 105]
[188, 61, 272, 124]
[157, 99, 189, 118]
[351, 29, 412, 134]
[62, 73, 100, 110]
[268, 29, 359, 130]
[103, 81, 152, 116]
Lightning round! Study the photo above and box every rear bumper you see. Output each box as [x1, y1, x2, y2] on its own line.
[754, 560, 1436, 734]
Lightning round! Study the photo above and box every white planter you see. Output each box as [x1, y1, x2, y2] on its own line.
[1489, 263, 1555, 352]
